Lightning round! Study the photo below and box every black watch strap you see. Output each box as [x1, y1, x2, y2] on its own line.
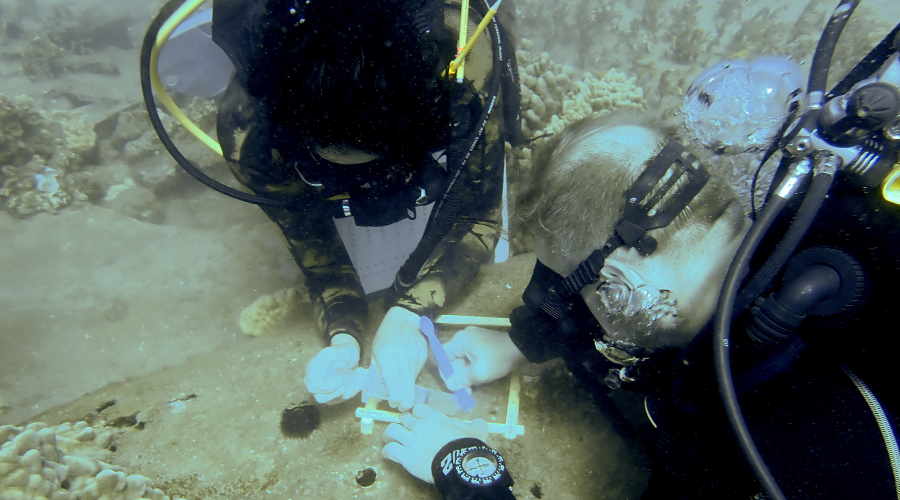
[432, 438, 515, 500]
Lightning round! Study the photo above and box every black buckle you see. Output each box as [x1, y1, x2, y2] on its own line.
[539, 287, 572, 319]
[617, 139, 709, 253]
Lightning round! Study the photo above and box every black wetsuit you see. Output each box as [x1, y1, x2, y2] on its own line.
[508, 172, 900, 499]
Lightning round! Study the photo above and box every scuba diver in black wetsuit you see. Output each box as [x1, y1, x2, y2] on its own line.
[141, 0, 523, 413]
[379, 2, 900, 499]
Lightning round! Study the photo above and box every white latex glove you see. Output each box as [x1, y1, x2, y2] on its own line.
[442, 326, 526, 391]
[304, 333, 360, 404]
[382, 404, 489, 484]
[372, 306, 427, 411]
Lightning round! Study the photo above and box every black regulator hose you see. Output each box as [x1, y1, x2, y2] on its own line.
[735, 166, 837, 312]
[784, 0, 861, 144]
[713, 191, 791, 500]
[714, 3, 862, 496]
[140, 0, 311, 209]
[393, 0, 506, 293]
[716, 163, 836, 500]
[809, 0, 861, 95]
[827, 19, 900, 100]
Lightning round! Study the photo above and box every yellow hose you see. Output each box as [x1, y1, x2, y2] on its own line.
[882, 161, 900, 205]
[447, 0, 502, 77]
[150, 0, 223, 156]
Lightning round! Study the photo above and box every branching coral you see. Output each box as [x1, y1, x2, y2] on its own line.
[0, 421, 180, 500]
[516, 43, 647, 140]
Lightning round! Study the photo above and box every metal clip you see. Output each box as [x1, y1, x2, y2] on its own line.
[415, 187, 428, 206]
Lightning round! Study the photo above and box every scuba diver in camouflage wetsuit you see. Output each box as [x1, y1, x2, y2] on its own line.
[210, 0, 523, 410]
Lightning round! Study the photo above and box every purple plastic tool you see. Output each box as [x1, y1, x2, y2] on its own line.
[419, 316, 476, 411]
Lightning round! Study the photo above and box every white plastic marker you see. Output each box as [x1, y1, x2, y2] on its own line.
[355, 407, 524, 436]
[420, 316, 476, 411]
[360, 397, 378, 434]
[504, 369, 521, 439]
[455, 0, 469, 83]
[434, 315, 511, 328]
[332, 365, 460, 416]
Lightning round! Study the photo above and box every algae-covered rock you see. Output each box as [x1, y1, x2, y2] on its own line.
[49, 110, 98, 158]
[97, 98, 216, 165]
[0, 93, 97, 217]
[21, 36, 68, 81]
[0, 154, 94, 217]
[101, 178, 162, 223]
[0, 94, 56, 167]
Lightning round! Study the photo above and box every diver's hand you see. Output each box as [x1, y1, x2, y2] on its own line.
[372, 307, 427, 411]
[442, 327, 526, 391]
[304, 333, 360, 404]
[382, 404, 489, 484]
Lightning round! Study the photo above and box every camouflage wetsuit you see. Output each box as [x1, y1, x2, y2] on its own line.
[216, 0, 520, 344]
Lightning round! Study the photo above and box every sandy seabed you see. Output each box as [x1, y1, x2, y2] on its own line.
[0, 1, 649, 496]
[3, 0, 899, 498]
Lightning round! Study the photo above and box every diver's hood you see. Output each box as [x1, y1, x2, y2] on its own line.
[211, 0, 449, 98]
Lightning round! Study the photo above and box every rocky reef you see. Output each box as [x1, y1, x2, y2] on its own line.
[0, 93, 96, 217]
[0, 91, 220, 221]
